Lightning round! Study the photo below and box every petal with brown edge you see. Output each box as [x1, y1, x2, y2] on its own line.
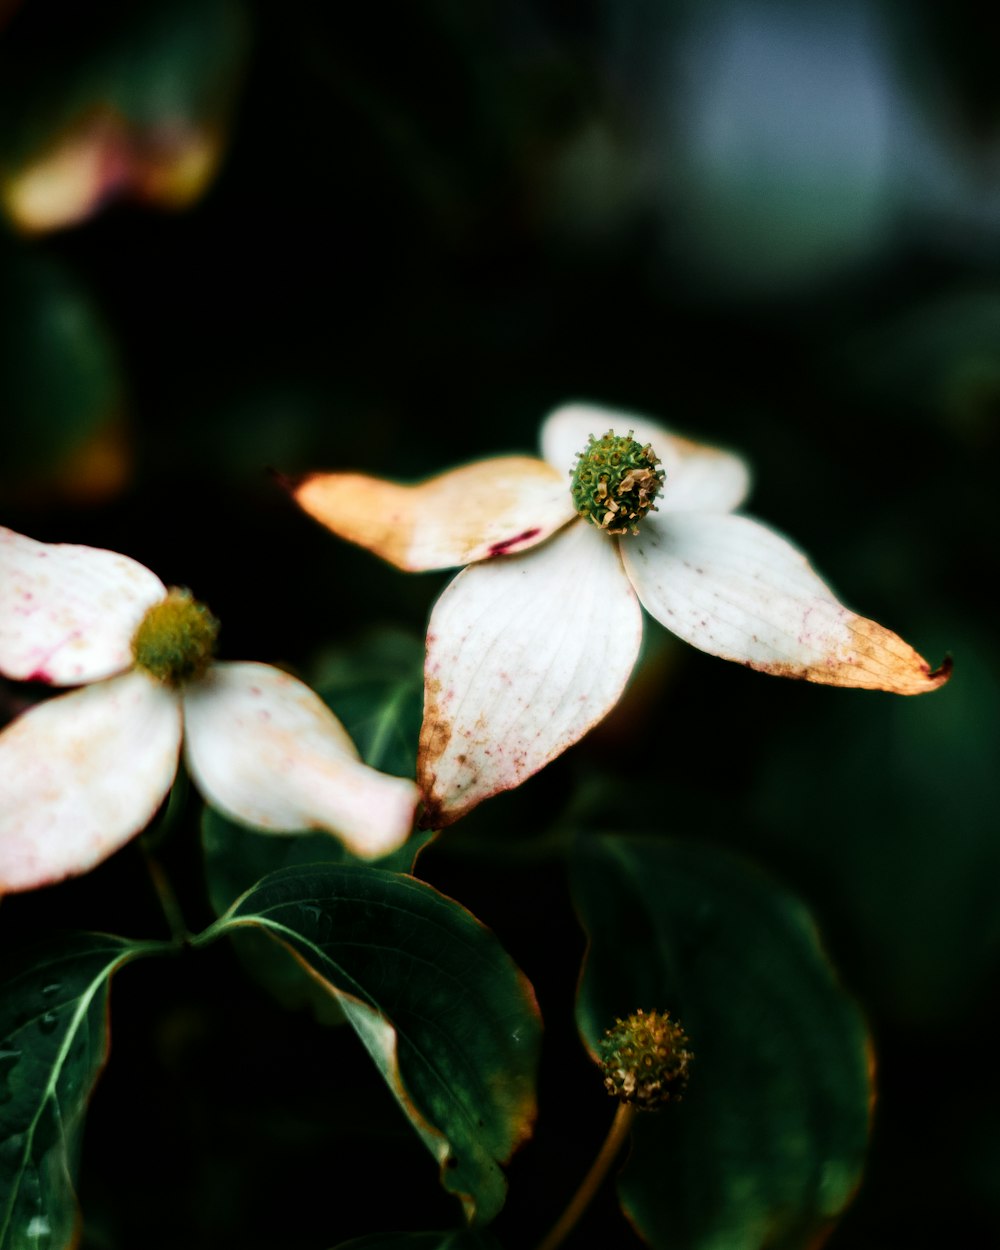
[289, 456, 576, 571]
[182, 661, 419, 858]
[0, 670, 183, 893]
[622, 511, 950, 694]
[0, 526, 167, 686]
[539, 401, 751, 513]
[418, 519, 644, 828]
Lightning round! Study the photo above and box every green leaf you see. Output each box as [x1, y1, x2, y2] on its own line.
[201, 808, 435, 1026]
[0, 933, 167, 1250]
[571, 834, 873, 1250]
[311, 625, 426, 780]
[199, 864, 542, 1225]
[201, 806, 434, 916]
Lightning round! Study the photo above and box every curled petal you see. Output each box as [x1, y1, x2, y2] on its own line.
[419, 521, 643, 827]
[622, 511, 951, 694]
[289, 457, 576, 571]
[182, 662, 419, 858]
[0, 671, 183, 893]
[539, 402, 750, 513]
[0, 527, 166, 685]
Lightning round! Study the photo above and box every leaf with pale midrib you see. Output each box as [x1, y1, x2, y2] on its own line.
[0, 933, 167, 1250]
[200, 863, 542, 1226]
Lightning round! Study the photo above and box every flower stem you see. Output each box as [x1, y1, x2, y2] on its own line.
[535, 1101, 637, 1250]
[139, 842, 190, 944]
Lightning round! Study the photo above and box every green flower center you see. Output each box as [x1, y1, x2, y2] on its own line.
[569, 429, 665, 535]
[599, 1008, 693, 1110]
[131, 588, 219, 686]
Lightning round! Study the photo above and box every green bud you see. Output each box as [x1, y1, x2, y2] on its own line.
[570, 429, 665, 536]
[599, 1008, 692, 1110]
[131, 587, 219, 686]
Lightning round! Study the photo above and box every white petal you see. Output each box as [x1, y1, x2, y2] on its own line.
[0, 671, 182, 893]
[654, 433, 751, 514]
[182, 661, 419, 858]
[289, 457, 575, 571]
[622, 512, 951, 694]
[540, 402, 675, 472]
[0, 527, 167, 685]
[539, 401, 750, 513]
[419, 520, 643, 827]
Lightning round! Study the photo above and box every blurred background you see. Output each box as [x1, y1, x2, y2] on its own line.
[1, 0, 999, 1246]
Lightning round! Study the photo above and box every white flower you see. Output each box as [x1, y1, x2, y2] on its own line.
[290, 401, 951, 829]
[0, 527, 419, 893]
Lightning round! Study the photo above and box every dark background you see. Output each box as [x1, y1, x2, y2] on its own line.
[2, 1, 999, 1246]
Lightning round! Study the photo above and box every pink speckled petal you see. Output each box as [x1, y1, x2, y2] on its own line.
[539, 402, 751, 513]
[290, 456, 576, 571]
[0, 671, 183, 893]
[418, 520, 643, 828]
[0, 527, 167, 685]
[182, 661, 420, 858]
[622, 511, 951, 694]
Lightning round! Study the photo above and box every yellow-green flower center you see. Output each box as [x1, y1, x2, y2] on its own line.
[599, 1008, 693, 1110]
[131, 588, 219, 686]
[570, 429, 665, 535]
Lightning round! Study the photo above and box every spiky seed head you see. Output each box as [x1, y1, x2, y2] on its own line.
[132, 587, 219, 686]
[599, 1008, 693, 1110]
[570, 429, 665, 536]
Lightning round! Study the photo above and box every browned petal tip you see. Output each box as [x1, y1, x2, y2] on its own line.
[927, 654, 954, 688]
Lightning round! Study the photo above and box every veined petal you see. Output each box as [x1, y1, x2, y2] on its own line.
[290, 457, 575, 571]
[0, 671, 182, 893]
[622, 512, 951, 694]
[540, 402, 751, 513]
[0, 527, 166, 685]
[182, 661, 420, 858]
[419, 520, 643, 827]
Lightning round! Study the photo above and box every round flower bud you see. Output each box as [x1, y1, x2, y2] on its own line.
[599, 1008, 693, 1110]
[570, 429, 665, 535]
[132, 587, 219, 686]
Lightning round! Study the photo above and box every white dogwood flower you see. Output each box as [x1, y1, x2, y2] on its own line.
[290, 401, 951, 829]
[0, 527, 419, 893]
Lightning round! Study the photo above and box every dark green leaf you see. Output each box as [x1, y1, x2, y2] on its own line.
[571, 834, 872, 1250]
[0, 933, 167, 1250]
[199, 864, 541, 1225]
[201, 807, 434, 1025]
[312, 625, 426, 780]
[201, 806, 434, 916]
